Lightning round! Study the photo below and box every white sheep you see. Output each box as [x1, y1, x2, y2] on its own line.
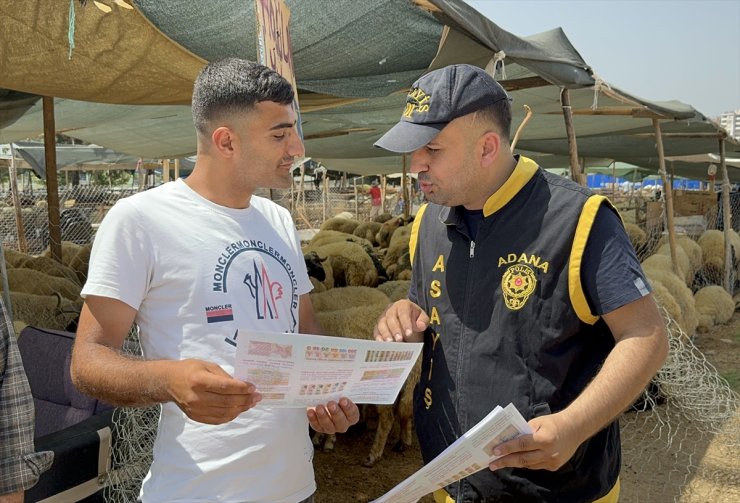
[697, 229, 740, 285]
[306, 229, 373, 250]
[320, 216, 361, 235]
[655, 243, 691, 286]
[376, 280, 411, 302]
[353, 221, 382, 246]
[313, 301, 419, 467]
[306, 241, 378, 288]
[310, 286, 389, 313]
[694, 285, 735, 333]
[642, 262, 697, 337]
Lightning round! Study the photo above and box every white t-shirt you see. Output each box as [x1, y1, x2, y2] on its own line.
[82, 179, 315, 502]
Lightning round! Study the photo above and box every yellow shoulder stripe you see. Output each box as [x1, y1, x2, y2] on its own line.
[409, 203, 428, 264]
[568, 194, 616, 325]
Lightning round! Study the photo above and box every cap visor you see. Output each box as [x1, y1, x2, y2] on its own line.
[374, 121, 445, 153]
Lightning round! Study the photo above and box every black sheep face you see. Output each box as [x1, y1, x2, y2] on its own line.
[304, 252, 326, 282]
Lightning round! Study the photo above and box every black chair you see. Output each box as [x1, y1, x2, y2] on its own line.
[17, 326, 115, 502]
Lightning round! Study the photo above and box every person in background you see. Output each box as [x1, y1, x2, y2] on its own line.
[369, 179, 383, 218]
[373, 64, 668, 502]
[71, 58, 359, 503]
[0, 299, 53, 503]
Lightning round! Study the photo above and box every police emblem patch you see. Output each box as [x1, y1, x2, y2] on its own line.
[501, 263, 537, 310]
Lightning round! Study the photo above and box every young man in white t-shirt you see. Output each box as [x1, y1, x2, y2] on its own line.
[70, 59, 360, 503]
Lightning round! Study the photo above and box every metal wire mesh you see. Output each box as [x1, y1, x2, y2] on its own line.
[620, 309, 740, 503]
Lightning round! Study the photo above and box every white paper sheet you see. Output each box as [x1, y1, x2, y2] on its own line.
[371, 403, 533, 503]
[234, 329, 423, 408]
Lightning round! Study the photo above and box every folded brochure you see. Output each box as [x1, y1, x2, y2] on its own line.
[372, 403, 532, 503]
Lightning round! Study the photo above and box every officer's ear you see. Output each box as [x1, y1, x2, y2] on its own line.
[479, 131, 501, 167]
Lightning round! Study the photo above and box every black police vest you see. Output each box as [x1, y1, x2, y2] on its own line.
[410, 159, 620, 502]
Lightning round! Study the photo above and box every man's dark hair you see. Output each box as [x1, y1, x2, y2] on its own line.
[474, 98, 513, 143]
[191, 58, 294, 136]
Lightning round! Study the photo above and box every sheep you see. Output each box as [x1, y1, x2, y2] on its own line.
[372, 212, 393, 223]
[697, 229, 740, 286]
[649, 280, 684, 329]
[381, 224, 412, 271]
[306, 229, 373, 250]
[42, 241, 92, 284]
[376, 280, 411, 302]
[624, 223, 647, 254]
[694, 285, 735, 333]
[304, 251, 334, 291]
[7, 254, 81, 286]
[642, 262, 697, 337]
[333, 211, 354, 220]
[657, 235, 702, 276]
[7, 292, 80, 331]
[307, 241, 378, 288]
[310, 286, 389, 313]
[386, 250, 411, 281]
[376, 216, 407, 249]
[320, 216, 361, 235]
[3, 267, 82, 303]
[655, 243, 691, 286]
[313, 300, 420, 467]
[353, 221, 382, 246]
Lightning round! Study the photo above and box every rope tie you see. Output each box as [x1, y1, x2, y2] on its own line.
[492, 50, 507, 80]
[591, 74, 612, 110]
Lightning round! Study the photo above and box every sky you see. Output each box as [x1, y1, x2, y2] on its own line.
[466, 0, 740, 119]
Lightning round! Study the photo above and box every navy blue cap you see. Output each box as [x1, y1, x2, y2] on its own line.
[375, 64, 511, 153]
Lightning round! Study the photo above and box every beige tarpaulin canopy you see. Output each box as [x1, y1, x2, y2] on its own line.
[0, 0, 736, 176]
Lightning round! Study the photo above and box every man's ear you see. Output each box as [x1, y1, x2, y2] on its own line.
[480, 131, 501, 167]
[211, 126, 235, 157]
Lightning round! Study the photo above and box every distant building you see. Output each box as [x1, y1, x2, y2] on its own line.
[718, 109, 740, 141]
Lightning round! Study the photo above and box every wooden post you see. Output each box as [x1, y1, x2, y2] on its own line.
[43, 96, 62, 262]
[653, 119, 680, 278]
[162, 159, 170, 183]
[0, 243, 12, 321]
[353, 178, 358, 219]
[632, 169, 640, 226]
[298, 163, 305, 211]
[322, 175, 328, 222]
[560, 88, 585, 186]
[174, 158, 180, 179]
[8, 144, 28, 253]
[611, 160, 616, 197]
[719, 138, 732, 292]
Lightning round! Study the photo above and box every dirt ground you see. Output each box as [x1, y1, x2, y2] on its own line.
[312, 313, 740, 503]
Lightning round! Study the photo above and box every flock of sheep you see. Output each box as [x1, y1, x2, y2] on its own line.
[625, 223, 738, 337]
[5, 206, 737, 469]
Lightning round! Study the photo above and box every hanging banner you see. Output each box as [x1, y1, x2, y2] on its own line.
[255, 0, 303, 139]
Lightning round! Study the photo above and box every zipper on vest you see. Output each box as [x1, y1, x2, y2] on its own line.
[469, 240, 475, 258]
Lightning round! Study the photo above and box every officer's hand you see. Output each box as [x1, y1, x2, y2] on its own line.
[373, 299, 429, 343]
[488, 412, 581, 472]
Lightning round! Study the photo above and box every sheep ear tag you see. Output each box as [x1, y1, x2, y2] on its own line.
[501, 264, 536, 310]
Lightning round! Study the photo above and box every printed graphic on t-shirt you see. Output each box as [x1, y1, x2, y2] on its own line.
[205, 304, 234, 323]
[209, 239, 300, 333]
